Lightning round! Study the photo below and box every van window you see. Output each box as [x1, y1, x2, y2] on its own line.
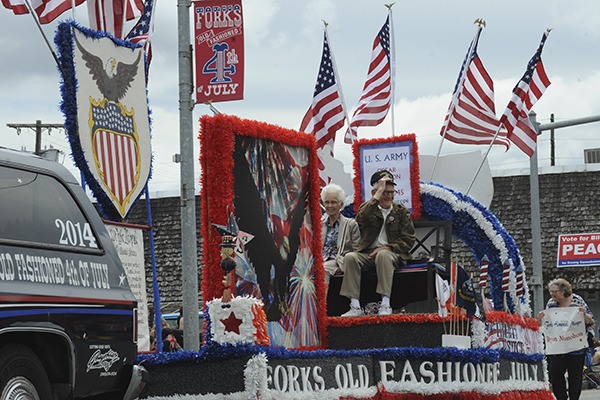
[0, 165, 99, 249]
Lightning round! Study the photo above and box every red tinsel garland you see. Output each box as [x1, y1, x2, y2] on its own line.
[351, 134, 422, 220]
[339, 395, 379, 400]
[378, 389, 553, 400]
[327, 313, 447, 327]
[251, 303, 270, 346]
[484, 311, 540, 331]
[198, 114, 328, 346]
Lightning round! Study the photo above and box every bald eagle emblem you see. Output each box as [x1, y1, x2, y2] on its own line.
[74, 33, 145, 217]
[75, 35, 142, 102]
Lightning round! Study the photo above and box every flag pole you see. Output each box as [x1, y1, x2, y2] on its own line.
[429, 19, 485, 182]
[22, 0, 67, 80]
[385, 3, 396, 137]
[97, 0, 106, 32]
[121, 0, 127, 39]
[324, 21, 351, 154]
[453, 306, 457, 335]
[465, 123, 504, 195]
[205, 101, 222, 115]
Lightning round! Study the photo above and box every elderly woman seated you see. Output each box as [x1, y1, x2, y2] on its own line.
[321, 183, 360, 285]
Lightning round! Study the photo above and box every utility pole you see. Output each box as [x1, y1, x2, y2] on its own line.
[7, 120, 63, 155]
[528, 112, 543, 315]
[177, 0, 200, 351]
[528, 112, 600, 315]
[550, 113, 555, 166]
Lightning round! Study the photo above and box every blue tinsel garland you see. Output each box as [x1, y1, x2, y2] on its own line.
[420, 183, 526, 313]
[136, 342, 543, 369]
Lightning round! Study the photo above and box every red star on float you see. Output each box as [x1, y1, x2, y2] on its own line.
[220, 311, 243, 334]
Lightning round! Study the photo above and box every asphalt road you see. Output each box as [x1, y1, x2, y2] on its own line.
[579, 388, 600, 399]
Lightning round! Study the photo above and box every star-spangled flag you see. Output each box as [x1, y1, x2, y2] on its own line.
[126, 0, 155, 45]
[440, 24, 509, 149]
[1, 0, 85, 24]
[125, 0, 156, 67]
[87, 0, 145, 39]
[500, 31, 551, 157]
[344, 16, 391, 144]
[299, 30, 346, 187]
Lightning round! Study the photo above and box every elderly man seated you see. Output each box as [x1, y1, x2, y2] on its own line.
[340, 170, 415, 317]
[321, 183, 360, 285]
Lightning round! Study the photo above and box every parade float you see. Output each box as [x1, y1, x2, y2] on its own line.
[135, 114, 553, 400]
[51, 19, 552, 400]
[0, 0, 559, 395]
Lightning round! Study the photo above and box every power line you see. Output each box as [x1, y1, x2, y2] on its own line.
[6, 120, 64, 155]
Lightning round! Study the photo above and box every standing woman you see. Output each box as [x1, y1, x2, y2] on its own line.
[537, 278, 595, 400]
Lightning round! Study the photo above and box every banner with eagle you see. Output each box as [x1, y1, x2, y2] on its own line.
[56, 22, 152, 220]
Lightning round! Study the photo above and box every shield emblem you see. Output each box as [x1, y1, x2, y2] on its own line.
[90, 100, 141, 216]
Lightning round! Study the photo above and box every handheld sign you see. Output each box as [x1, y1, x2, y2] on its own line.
[541, 307, 587, 355]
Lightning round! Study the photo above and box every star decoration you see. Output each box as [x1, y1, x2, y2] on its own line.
[212, 212, 254, 260]
[220, 311, 243, 335]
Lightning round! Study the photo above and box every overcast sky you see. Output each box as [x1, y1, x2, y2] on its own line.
[1, 0, 599, 197]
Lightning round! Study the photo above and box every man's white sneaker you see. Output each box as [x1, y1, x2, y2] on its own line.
[341, 306, 364, 317]
[378, 304, 392, 316]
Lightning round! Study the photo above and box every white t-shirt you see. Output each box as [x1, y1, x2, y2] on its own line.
[373, 205, 392, 248]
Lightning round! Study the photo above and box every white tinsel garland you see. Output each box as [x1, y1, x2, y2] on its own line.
[471, 319, 486, 348]
[382, 378, 549, 395]
[245, 353, 268, 395]
[421, 183, 531, 315]
[206, 296, 262, 344]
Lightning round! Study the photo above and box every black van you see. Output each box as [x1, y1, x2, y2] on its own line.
[0, 148, 146, 399]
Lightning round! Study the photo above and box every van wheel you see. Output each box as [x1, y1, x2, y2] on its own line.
[0, 344, 52, 400]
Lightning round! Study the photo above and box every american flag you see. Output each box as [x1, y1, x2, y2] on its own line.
[125, 0, 156, 66]
[500, 31, 551, 157]
[299, 31, 346, 186]
[440, 25, 509, 149]
[2, 0, 85, 24]
[300, 31, 345, 148]
[124, 0, 143, 20]
[344, 16, 391, 144]
[87, 0, 144, 39]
